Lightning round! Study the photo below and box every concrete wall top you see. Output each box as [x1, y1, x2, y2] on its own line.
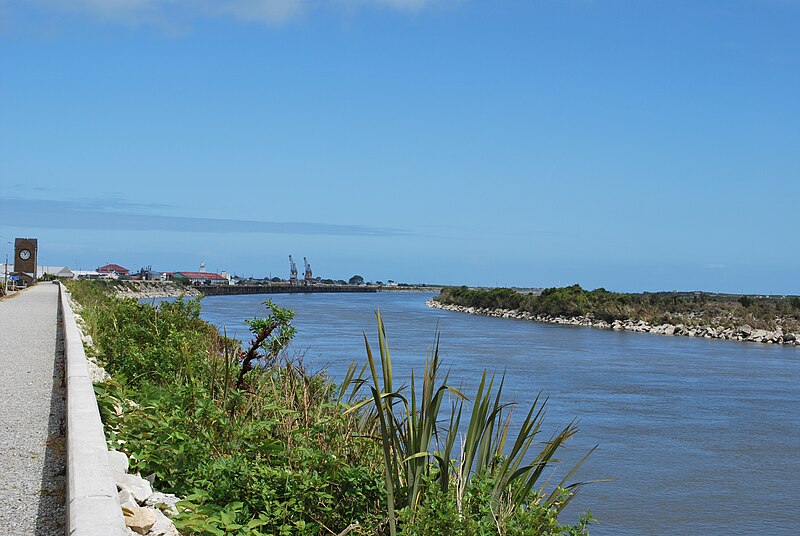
[59, 282, 128, 536]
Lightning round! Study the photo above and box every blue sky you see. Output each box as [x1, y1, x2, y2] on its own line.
[1, 1, 798, 293]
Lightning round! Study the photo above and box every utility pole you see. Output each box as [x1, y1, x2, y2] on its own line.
[3, 239, 9, 291]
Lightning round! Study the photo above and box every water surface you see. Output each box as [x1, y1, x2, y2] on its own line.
[190, 291, 800, 535]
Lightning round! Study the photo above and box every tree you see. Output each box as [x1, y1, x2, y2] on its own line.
[349, 275, 365, 285]
[236, 300, 295, 390]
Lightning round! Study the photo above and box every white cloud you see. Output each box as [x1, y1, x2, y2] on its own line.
[27, 0, 445, 27]
[200, 0, 306, 25]
[343, 0, 433, 12]
[36, 0, 165, 23]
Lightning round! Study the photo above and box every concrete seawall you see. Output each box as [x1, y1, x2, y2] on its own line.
[59, 283, 128, 535]
[193, 284, 378, 296]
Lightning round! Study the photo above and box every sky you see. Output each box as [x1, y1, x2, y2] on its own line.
[1, 0, 798, 294]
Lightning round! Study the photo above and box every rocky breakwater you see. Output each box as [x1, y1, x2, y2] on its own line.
[116, 281, 201, 299]
[426, 300, 800, 347]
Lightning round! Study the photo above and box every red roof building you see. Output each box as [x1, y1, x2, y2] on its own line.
[96, 264, 130, 275]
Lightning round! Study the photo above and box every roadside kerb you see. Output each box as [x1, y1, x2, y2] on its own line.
[59, 282, 128, 536]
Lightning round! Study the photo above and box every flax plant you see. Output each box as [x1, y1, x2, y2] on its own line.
[351, 311, 594, 534]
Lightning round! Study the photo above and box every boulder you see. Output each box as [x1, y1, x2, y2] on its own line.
[767, 331, 780, 343]
[117, 473, 153, 504]
[88, 360, 111, 383]
[739, 324, 752, 337]
[145, 492, 181, 516]
[118, 489, 138, 510]
[149, 508, 181, 536]
[784, 332, 796, 342]
[123, 506, 156, 535]
[750, 329, 769, 341]
[107, 450, 129, 480]
[663, 325, 676, 336]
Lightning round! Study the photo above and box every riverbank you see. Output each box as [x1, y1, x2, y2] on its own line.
[427, 299, 800, 346]
[111, 281, 201, 299]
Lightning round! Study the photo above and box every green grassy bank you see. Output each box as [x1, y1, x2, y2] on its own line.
[66, 280, 593, 535]
[436, 285, 800, 333]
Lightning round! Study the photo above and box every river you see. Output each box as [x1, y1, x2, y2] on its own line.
[190, 291, 800, 535]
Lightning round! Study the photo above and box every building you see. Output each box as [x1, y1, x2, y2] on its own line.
[96, 264, 130, 278]
[2, 264, 74, 288]
[37, 266, 74, 279]
[173, 271, 229, 286]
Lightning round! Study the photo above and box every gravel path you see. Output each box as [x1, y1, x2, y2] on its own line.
[0, 284, 66, 535]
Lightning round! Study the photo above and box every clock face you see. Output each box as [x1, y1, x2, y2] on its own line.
[19, 249, 31, 261]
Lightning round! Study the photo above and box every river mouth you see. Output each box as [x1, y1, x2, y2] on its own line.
[153, 291, 800, 535]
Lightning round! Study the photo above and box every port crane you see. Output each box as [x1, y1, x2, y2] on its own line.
[303, 257, 313, 285]
[288, 255, 298, 285]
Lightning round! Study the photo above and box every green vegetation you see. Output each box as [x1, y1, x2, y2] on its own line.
[437, 285, 800, 332]
[66, 280, 593, 535]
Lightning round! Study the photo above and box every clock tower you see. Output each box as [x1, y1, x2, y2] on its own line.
[14, 237, 38, 286]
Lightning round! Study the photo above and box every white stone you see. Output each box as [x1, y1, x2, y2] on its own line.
[148, 508, 181, 536]
[145, 492, 181, 516]
[108, 450, 130, 479]
[117, 473, 154, 504]
[739, 324, 753, 336]
[88, 359, 112, 383]
[751, 329, 769, 341]
[119, 489, 138, 510]
[123, 506, 156, 535]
